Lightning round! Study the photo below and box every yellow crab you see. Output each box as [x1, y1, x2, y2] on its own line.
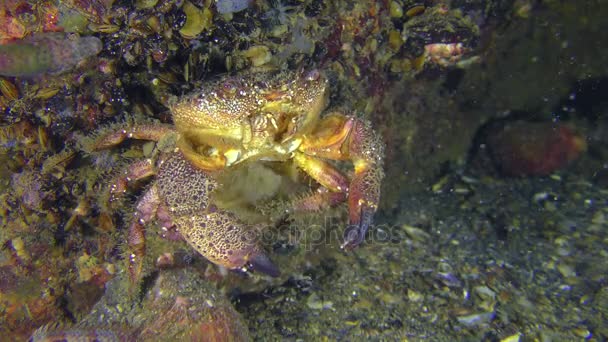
[87, 69, 384, 280]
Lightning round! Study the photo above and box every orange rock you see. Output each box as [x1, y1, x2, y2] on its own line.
[486, 122, 586, 176]
[137, 269, 251, 342]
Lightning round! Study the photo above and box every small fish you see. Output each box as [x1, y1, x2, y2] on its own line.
[0, 32, 102, 77]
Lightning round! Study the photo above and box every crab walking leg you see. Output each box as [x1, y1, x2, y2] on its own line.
[127, 184, 161, 283]
[107, 159, 155, 204]
[288, 187, 347, 214]
[299, 114, 385, 250]
[293, 152, 350, 192]
[104, 159, 158, 283]
[84, 123, 174, 151]
[291, 152, 349, 212]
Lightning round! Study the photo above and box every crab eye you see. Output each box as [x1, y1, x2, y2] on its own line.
[305, 69, 320, 81]
[222, 80, 238, 93]
[254, 81, 267, 89]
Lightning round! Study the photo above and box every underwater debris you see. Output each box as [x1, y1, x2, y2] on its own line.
[424, 42, 474, 68]
[11, 171, 48, 211]
[216, 0, 253, 14]
[62, 0, 115, 24]
[179, 1, 213, 39]
[0, 32, 101, 77]
[0, 77, 18, 100]
[0, 121, 37, 150]
[242, 45, 272, 67]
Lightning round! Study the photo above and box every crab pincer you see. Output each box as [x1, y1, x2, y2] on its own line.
[156, 153, 280, 277]
[296, 115, 385, 251]
[340, 118, 384, 250]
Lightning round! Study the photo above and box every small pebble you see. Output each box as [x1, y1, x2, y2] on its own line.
[456, 311, 495, 327]
[500, 332, 521, 342]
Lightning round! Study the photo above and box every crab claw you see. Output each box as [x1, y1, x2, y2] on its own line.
[247, 252, 280, 277]
[341, 207, 374, 250]
[341, 167, 381, 250]
[341, 119, 384, 250]
[297, 115, 384, 251]
[173, 211, 281, 278]
[156, 153, 280, 278]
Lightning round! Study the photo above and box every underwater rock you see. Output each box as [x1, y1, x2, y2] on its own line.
[485, 121, 586, 177]
[0, 32, 101, 77]
[29, 269, 250, 341]
[28, 325, 134, 342]
[136, 262, 251, 341]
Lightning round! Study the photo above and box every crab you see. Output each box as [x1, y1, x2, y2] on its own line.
[86, 69, 384, 280]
